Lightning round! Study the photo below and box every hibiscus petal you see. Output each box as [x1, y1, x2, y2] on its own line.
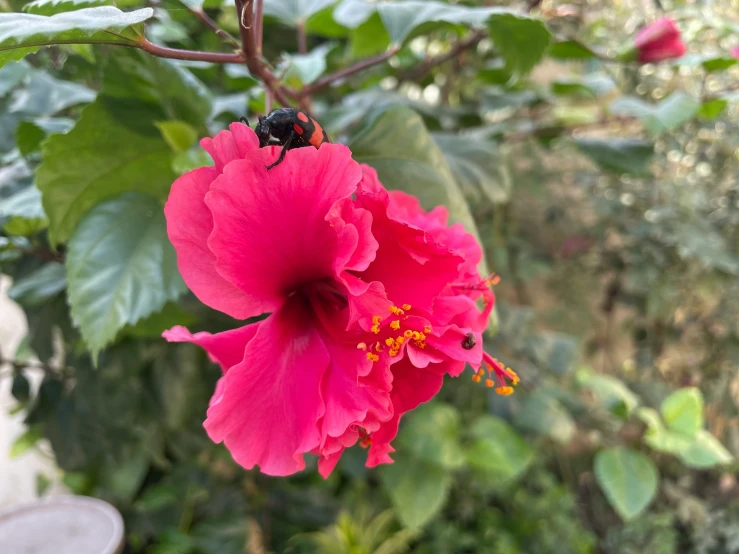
[355, 167, 464, 310]
[165, 166, 268, 319]
[163, 323, 261, 372]
[200, 122, 260, 173]
[366, 358, 444, 467]
[204, 296, 329, 476]
[317, 449, 344, 479]
[319, 339, 393, 443]
[205, 145, 363, 309]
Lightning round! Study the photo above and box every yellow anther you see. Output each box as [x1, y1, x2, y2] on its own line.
[495, 386, 514, 396]
[384, 338, 395, 347]
[417, 342, 426, 349]
[372, 315, 382, 325]
[403, 330, 414, 338]
[371, 325, 380, 334]
[389, 349, 399, 357]
[357, 342, 367, 351]
[507, 368, 520, 385]
[375, 342, 384, 352]
[485, 378, 494, 388]
[390, 320, 400, 330]
[402, 304, 411, 311]
[472, 374, 481, 383]
[389, 305, 405, 316]
[424, 325, 432, 334]
[366, 352, 379, 362]
[396, 336, 405, 345]
[477, 368, 485, 376]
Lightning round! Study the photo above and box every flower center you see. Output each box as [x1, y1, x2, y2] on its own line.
[356, 304, 431, 361]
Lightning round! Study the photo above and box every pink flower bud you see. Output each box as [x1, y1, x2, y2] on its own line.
[633, 18, 686, 63]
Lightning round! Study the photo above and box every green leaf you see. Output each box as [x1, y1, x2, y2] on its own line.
[525, 331, 578, 375]
[487, 12, 551, 76]
[23, 0, 112, 16]
[11, 373, 31, 403]
[262, 0, 337, 27]
[16, 121, 46, 156]
[637, 407, 694, 454]
[432, 132, 512, 204]
[0, 60, 31, 96]
[574, 138, 654, 176]
[333, 0, 376, 29]
[10, 426, 43, 458]
[66, 192, 186, 360]
[677, 431, 734, 469]
[594, 448, 658, 521]
[172, 147, 212, 175]
[36, 97, 176, 245]
[337, 0, 525, 45]
[661, 387, 704, 437]
[0, 7, 153, 68]
[9, 69, 96, 116]
[396, 403, 465, 470]
[465, 415, 533, 483]
[8, 262, 66, 305]
[281, 42, 336, 86]
[514, 389, 576, 444]
[577, 370, 639, 419]
[697, 98, 727, 120]
[701, 56, 736, 73]
[378, 1, 509, 45]
[1, 185, 47, 236]
[349, 12, 391, 57]
[379, 453, 451, 530]
[610, 92, 699, 135]
[548, 40, 596, 60]
[155, 120, 198, 153]
[120, 301, 197, 338]
[102, 50, 212, 129]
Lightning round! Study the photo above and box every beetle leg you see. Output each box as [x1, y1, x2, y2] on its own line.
[266, 131, 295, 170]
[239, 116, 250, 126]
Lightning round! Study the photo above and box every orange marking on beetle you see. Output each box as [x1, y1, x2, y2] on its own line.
[293, 123, 304, 135]
[308, 121, 327, 147]
[297, 112, 310, 123]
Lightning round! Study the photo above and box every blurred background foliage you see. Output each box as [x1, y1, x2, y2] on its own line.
[1, 0, 739, 552]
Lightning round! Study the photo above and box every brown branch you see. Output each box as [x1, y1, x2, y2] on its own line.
[254, 0, 264, 55]
[504, 116, 639, 142]
[137, 37, 244, 63]
[297, 21, 307, 54]
[398, 29, 486, 82]
[189, 5, 241, 49]
[235, 0, 293, 107]
[299, 46, 401, 97]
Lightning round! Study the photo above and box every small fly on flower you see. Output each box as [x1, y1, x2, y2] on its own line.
[461, 332, 477, 350]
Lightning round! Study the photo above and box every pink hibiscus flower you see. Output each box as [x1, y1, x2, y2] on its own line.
[163, 123, 517, 477]
[633, 17, 686, 63]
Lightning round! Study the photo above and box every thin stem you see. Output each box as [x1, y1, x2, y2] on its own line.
[137, 37, 244, 63]
[297, 21, 307, 54]
[299, 47, 401, 97]
[398, 29, 485, 82]
[265, 88, 273, 115]
[255, 0, 264, 55]
[504, 115, 638, 142]
[190, 6, 241, 49]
